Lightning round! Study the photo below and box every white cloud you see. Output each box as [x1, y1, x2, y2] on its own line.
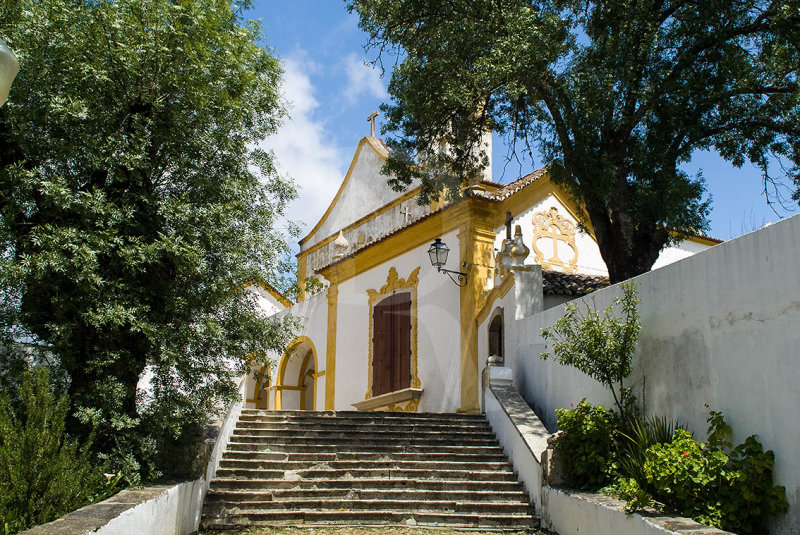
[260, 53, 348, 241]
[341, 52, 388, 105]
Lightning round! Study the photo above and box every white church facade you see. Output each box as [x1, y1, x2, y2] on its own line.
[244, 133, 720, 415]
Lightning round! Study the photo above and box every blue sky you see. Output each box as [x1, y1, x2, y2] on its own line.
[253, 1, 795, 242]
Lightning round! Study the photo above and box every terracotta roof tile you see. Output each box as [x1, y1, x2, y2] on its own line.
[542, 270, 610, 296]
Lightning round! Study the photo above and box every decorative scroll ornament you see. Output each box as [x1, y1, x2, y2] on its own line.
[531, 207, 579, 273]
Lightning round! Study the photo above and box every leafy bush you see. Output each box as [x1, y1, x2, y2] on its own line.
[617, 415, 682, 483]
[541, 282, 640, 419]
[618, 412, 788, 533]
[554, 399, 620, 489]
[0, 369, 112, 534]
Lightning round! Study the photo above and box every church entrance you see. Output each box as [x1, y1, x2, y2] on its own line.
[276, 337, 317, 410]
[372, 292, 411, 396]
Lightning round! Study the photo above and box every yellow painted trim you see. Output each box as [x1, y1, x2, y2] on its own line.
[312, 371, 326, 378]
[296, 253, 308, 302]
[298, 349, 317, 410]
[299, 137, 390, 247]
[325, 284, 339, 410]
[458, 218, 497, 414]
[237, 281, 293, 308]
[365, 267, 421, 400]
[319, 199, 480, 285]
[251, 364, 271, 409]
[476, 272, 516, 327]
[276, 336, 317, 410]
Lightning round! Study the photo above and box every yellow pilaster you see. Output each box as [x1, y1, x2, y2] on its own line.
[325, 284, 338, 410]
[296, 253, 308, 302]
[457, 216, 496, 413]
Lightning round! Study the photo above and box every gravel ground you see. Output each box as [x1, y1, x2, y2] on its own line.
[199, 527, 551, 535]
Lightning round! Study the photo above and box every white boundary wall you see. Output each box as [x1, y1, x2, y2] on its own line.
[24, 377, 247, 535]
[485, 213, 800, 534]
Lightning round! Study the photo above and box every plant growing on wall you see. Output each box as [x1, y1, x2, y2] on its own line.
[541, 282, 640, 419]
[618, 411, 788, 533]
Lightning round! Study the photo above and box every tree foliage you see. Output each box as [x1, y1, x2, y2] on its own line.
[348, 0, 800, 282]
[0, 0, 297, 483]
[540, 281, 640, 418]
[0, 368, 112, 534]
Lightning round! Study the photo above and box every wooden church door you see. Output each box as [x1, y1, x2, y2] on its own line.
[372, 292, 411, 396]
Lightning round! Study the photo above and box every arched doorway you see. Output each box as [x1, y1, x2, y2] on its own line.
[489, 311, 504, 360]
[276, 336, 318, 410]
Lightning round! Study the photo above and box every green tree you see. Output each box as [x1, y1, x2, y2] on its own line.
[540, 282, 640, 419]
[0, 0, 297, 482]
[348, 0, 800, 282]
[0, 368, 105, 534]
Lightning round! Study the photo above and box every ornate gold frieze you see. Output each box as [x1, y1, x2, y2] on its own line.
[531, 206, 579, 273]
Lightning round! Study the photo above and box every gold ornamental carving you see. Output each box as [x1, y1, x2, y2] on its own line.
[532, 207, 578, 273]
[365, 267, 421, 399]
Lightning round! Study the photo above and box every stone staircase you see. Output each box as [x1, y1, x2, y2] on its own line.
[201, 409, 539, 531]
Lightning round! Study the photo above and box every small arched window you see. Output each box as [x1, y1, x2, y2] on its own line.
[489, 312, 504, 359]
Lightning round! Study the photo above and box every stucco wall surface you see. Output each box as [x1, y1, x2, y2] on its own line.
[334, 229, 462, 412]
[500, 213, 800, 534]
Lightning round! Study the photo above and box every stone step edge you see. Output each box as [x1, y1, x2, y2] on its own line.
[203, 498, 532, 508]
[208, 477, 524, 486]
[218, 460, 512, 468]
[205, 489, 529, 499]
[239, 410, 486, 417]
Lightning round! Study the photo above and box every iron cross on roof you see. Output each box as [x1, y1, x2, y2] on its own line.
[367, 111, 379, 137]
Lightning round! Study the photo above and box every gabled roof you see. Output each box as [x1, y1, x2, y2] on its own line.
[299, 136, 390, 248]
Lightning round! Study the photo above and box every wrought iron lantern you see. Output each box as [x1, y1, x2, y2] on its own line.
[427, 238, 468, 287]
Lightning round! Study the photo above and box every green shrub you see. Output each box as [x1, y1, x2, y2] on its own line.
[554, 399, 621, 489]
[617, 415, 682, 484]
[618, 412, 788, 533]
[541, 282, 641, 419]
[0, 369, 111, 534]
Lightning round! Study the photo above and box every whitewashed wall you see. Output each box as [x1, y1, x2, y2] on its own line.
[481, 213, 800, 535]
[335, 229, 462, 412]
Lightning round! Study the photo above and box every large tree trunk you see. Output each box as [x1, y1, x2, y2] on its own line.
[586, 202, 671, 284]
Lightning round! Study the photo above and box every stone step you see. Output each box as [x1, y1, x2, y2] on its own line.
[204, 488, 530, 504]
[236, 412, 487, 426]
[203, 410, 537, 531]
[208, 477, 525, 492]
[239, 409, 486, 419]
[220, 450, 508, 463]
[218, 458, 512, 472]
[234, 420, 491, 432]
[204, 498, 533, 514]
[231, 427, 495, 439]
[225, 441, 505, 455]
[201, 510, 538, 529]
[227, 434, 499, 446]
[229, 431, 496, 443]
[214, 467, 519, 482]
